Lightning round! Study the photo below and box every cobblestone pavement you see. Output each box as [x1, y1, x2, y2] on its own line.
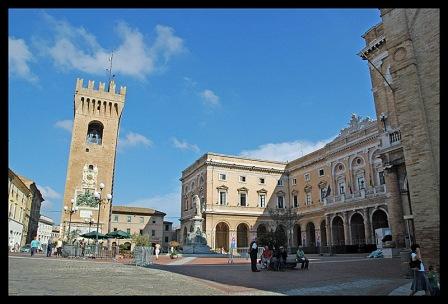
[9, 254, 410, 295]
[8, 256, 226, 295]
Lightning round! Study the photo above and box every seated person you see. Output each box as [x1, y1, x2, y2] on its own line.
[279, 246, 288, 271]
[261, 246, 272, 269]
[296, 246, 309, 270]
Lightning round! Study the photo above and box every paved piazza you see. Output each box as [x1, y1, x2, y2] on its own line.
[9, 254, 410, 295]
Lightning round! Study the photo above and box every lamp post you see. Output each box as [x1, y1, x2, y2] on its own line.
[64, 198, 78, 243]
[94, 182, 112, 255]
[380, 112, 388, 132]
[84, 217, 94, 245]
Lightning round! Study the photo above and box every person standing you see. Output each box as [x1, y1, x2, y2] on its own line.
[56, 239, 63, 257]
[46, 240, 53, 257]
[427, 265, 440, 296]
[249, 237, 259, 272]
[30, 236, 40, 257]
[228, 236, 236, 264]
[155, 243, 161, 260]
[409, 244, 431, 296]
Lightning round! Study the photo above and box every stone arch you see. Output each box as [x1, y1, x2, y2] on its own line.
[332, 216, 345, 245]
[371, 209, 389, 233]
[350, 212, 366, 245]
[236, 223, 249, 248]
[320, 220, 327, 246]
[306, 222, 316, 247]
[256, 223, 268, 240]
[215, 222, 229, 251]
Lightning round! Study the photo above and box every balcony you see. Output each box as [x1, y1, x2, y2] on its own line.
[324, 184, 386, 206]
[389, 130, 401, 145]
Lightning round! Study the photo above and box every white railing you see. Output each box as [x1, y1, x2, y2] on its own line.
[389, 130, 401, 144]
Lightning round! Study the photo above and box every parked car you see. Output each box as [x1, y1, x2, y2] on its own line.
[20, 244, 31, 253]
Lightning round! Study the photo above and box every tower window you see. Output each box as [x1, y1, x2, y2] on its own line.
[86, 121, 104, 145]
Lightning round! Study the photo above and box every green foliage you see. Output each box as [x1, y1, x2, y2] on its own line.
[76, 192, 98, 207]
[257, 230, 287, 249]
[131, 233, 149, 247]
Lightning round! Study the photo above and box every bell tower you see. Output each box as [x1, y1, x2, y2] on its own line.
[60, 77, 126, 239]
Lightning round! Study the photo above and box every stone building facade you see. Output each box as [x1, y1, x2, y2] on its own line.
[180, 114, 409, 253]
[37, 215, 54, 249]
[110, 206, 166, 250]
[60, 78, 126, 240]
[360, 8, 439, 269]
[8, 169, 44, 247]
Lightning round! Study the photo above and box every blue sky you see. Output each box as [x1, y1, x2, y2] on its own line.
[9, 9, 380, 227]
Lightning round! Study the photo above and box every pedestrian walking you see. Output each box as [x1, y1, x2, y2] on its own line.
[228, 236, 236, 264]
[56, 239, 63, 257]
[409, 244, 431, 296]
[80, 240, 85, 257]
[155, 243, 161, 260]
[46, 241, 53, 257]
[30, 236, 40, 257]
[249, 237, 259, 272]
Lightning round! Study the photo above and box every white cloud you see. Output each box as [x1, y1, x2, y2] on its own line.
[239, 136, 337, 162]
[37, 185, 62, 211]
[127, 190, 181, 223]
[200, 89, 220, 106]
[38, 13, 186, 80]
[54, 119, 73, 133]
[118, 132, 152, 150]
[171, 137, 200, 153]
[9, 37, 38, 83]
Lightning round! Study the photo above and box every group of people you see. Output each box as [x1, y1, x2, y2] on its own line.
[247, 238, 310, 272]
[29, 236, 64, 257]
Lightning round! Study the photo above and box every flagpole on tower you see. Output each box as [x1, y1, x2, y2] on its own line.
[106, 51, 115, 91]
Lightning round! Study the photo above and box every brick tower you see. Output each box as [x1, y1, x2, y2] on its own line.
[60, 78, 126, 240]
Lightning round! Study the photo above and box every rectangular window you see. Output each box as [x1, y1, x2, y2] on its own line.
[127, 216, 132, 223]
[320, 188, 326, 200]
[140, 216, 144, 223]
[126, 228, 131, 234]
[339, 182, 345, 195]
[304, 173, 311, 182]
[277, 179, 283, 186]
[114, 228, 117, 231]
[165, 225, 169, 231]
[292, 178, 297, 185]
[306, 193, 312, 205]
[259, 194, 266, 208]
[139, 229, 143, 235]
[219, 173, 227, 181]
[319, 169, 324, 177]
[151, 230, 155, 237]
[357, 176, 366, 190]
[240, 176, 246, 182]
[240, 193, 247, 207]
[165, 236, 169, 242]
[379, 171, 385, 185]
[277, 196, 284, 209]
[293, 195, 298, 208]
[113, 215, 119, 222]
[259, 178, 265, 184]
[219, 191, 227, 205]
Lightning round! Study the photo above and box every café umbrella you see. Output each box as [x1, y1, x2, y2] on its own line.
[80, 231, 108, 239]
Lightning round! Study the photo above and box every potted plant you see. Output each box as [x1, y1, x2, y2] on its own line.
[169, 241, 180, 259]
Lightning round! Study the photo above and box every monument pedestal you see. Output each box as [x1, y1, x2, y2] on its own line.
[182, 216, 213, 254]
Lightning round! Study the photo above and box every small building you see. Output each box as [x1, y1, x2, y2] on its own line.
[37, 215, 54, 249]
[51, 225, 60, 241]
[110, 206, 166, 250]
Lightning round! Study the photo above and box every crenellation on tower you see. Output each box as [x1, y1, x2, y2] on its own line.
[98, 82, 105, 92]
[75, 78, 126, 103]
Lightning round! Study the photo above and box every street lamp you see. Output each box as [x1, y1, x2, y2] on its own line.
[84, 217, 94, 245]
[380, 112, 388, 132]
[64, 198, 79, 243]
[94, 182, 112, 255]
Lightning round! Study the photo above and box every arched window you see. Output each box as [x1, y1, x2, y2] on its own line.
[86, 121, 104, 145]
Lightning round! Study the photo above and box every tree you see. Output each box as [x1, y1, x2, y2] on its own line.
[131, 233, 149, 247]
[268, 207, 301, 251]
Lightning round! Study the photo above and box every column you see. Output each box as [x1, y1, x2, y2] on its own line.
[326, 215, 332, 246]
[343, 211, 350, 246]
[384, 167, 406, 248]
[315, 228, 321, 247]
[363, 207, 372, 244]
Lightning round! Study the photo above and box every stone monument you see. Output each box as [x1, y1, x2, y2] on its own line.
[182, 195, 213, 254]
